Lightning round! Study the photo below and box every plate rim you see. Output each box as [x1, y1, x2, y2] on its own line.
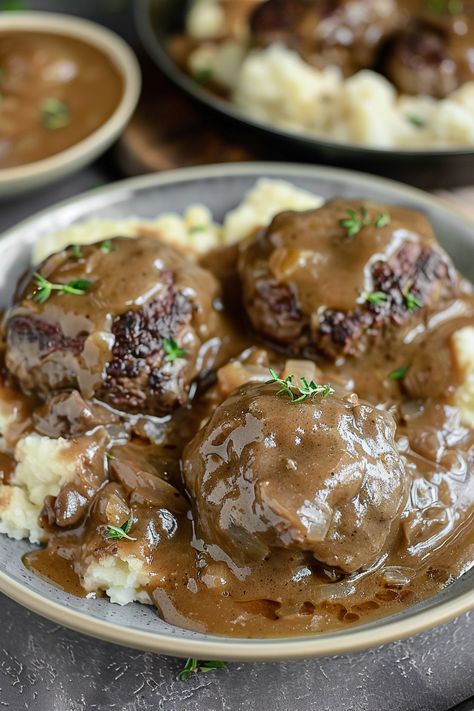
[0, 161, 473, 660]
[134, 0, 474, 160]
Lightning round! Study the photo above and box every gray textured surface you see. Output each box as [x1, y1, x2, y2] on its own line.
[0, 2, 474, 709]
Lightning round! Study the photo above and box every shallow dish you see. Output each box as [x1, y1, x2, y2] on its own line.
[0, 162, 473, 660]
[0, 12, 141, 198]
[136, 0, 474, 191]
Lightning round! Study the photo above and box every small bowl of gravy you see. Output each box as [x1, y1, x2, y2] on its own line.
[0, 12, 141, 197]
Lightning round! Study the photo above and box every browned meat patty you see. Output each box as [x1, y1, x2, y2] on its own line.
[183, 381, 408, 573]
[238, 199, 456, 359]
[5, 236, 225, 416]
[250, 0, 403, 76]
[382, 11, 474, 99]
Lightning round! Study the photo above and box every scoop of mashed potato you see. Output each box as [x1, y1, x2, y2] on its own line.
[32, 179, 324, 264]
[452, 326, 474, 428]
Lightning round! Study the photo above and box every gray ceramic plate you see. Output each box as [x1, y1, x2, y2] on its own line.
[0, 163, 473, 661]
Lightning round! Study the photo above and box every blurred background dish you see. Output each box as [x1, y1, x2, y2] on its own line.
[135, 0, 474, 190]
[0, 12, 140, 198]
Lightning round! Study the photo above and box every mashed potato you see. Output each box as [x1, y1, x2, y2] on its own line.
[188, 40, 474, 150]
[33, 179, 324, 263]
[82, 555, 151, 605]
[0, 434, 77, 543]
[452, 327, 474, 428]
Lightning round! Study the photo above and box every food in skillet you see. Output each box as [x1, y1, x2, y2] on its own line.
[172, 0, 474, 149]
[1, 179, 474, 638]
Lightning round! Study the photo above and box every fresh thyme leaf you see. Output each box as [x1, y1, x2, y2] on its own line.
[62, 279, 91, 295]
[362, 291, 388, 306]
[105, 518, 136, 542]
[340, 207, 391, 239]
[428, 0, 463, 13]
[190, 225, 207, 233]
[41, 98, 70, 130]
[163, 337, 187, 362]
[177, 658, 226, 682]
[340, 208, 363, 238]
[1, 0, 27, 10]
[389, 366, 409, 381]
[375, 212, 391, 228]
[407, 114, 426, 129]
[100, 239, 113, 253]
[402, 287, 423, 312]
[32, 273, 90, 302]
[193, 67, 212, 83]
[266, 368, 334, 403]
[105, 452, 115, 461]
[71, 244, 84, 260]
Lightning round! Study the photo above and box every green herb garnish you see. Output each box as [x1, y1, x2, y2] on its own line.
[428, 0, 463, 13]
[389, 366, 409, 381]
[177, 658, 226, 682]
[375, 212, 391, 228]
[193, 67, 213, 84]
[408, 114, 426, 129]
[71, 244, 84, 260]
[402, 287, 423, 312]
[163, 338, 187, 362]
[105, 452, 115, 461]
[105, 518, 136, 542]
[362, 291, 388, 306]
[41, 98, 70, 130]
[340, 207, 391, 238]
[266, 368, 334, 404]
[0, 0, 27, 10]
[100, 239, 113, 253]
[32, 273, 91, 303]
[190, 225, 207, 233]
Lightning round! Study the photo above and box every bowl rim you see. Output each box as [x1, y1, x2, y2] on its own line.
[0, 161, 473, 661]
[135, 0, 474, 160]
[0, 11, 141, 186]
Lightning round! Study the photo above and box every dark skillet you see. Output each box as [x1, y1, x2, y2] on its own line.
[135, 0, 474, 190]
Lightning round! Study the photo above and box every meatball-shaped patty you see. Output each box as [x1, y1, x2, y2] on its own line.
[250, 0, 402, 76]
[238, 199, 455, 358]
[5, 236, 224, 415]
[382, 12, 474, 99]
[184, 381, 408, 573]
[384, 15, 474, 99]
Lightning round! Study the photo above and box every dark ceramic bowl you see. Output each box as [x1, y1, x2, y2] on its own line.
[135, 0, 474, 190]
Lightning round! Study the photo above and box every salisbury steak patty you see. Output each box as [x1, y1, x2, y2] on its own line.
[5, 236, 225, 415]
[183, 381, 408, 573]
[250, 0, 402, 76]
[238, 199, 456, 358]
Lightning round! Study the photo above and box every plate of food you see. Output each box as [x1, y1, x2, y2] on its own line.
[136, 0, 474, 189]
[0, 162, 474, 661]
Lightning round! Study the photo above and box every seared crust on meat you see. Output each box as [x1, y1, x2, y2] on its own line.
[238, 199, 456, 359]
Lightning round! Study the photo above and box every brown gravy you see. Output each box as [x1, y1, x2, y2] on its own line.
[8, 227, 474, 638]
[0, 31, 124, 169]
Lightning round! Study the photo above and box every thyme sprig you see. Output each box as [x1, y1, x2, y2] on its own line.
[177, 658, 226, 682]
[266, 368, 334, 403]
[389, 366, 409, 381]
[163, 337, 187, 362]
[105, 518, 136, 542]
[339, 207, 391, 238]
[361, 290, 388, 306]
[402, 287, 423, 312]
[32, 273, 91, 303]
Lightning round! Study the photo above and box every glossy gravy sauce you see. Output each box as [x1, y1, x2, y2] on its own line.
[11, 232, 474, 638]
[0, 31, 124, 169]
